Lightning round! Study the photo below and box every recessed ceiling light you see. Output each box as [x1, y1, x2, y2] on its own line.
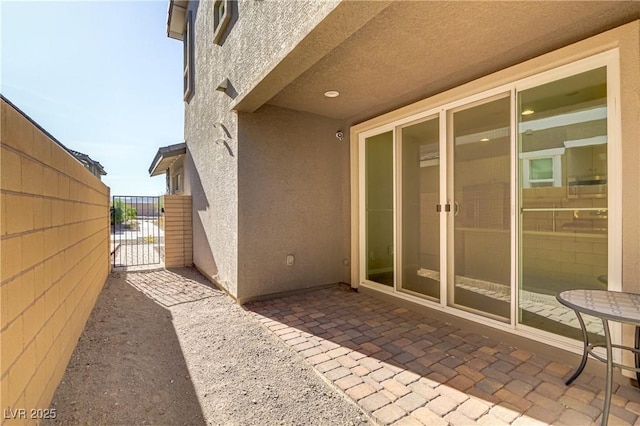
[324, 90, 340, 98]
[480, 138, 490, 142]
[521, 109, 535, 116]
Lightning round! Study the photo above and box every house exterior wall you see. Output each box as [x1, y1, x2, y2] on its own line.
[183, 0, 341, 297]
[0, 99, 110, 414]
[349, 21, 640, 370]
[237, 105, 349, 303]
[180, 0, 638, 320]
[163, 195, 193, 268]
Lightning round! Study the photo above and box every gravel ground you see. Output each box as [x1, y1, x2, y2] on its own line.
[46, 269, 369, 425]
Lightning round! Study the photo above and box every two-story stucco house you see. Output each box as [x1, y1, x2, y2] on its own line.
[159, 0, 640, 366]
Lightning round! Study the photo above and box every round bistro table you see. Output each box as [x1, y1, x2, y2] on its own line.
[556, 289, 640, 426]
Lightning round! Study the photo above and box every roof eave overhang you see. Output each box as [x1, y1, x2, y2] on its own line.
[167, 0, 188, 40]
[149, 143, 187, 177]
[230, 1, 392, 113]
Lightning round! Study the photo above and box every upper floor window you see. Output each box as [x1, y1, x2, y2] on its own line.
[213, 0, 231, 45]
[183, 11, 194, 101]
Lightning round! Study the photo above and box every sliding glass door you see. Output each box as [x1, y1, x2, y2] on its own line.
[365, 131, 394, 286]
[448, 95, 511, 321]
[518, 67, 608, 339]
[358, 51, 616, 345]
[400, 117, 440, 300]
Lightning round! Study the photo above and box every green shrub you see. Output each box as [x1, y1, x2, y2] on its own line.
[111, 200, 138, 225]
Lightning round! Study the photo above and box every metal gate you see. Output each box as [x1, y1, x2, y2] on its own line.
[111, 195, 163, 267]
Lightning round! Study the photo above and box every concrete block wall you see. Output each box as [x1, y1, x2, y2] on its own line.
[0, 98, 110, 419]
[163, 195, 192, 268]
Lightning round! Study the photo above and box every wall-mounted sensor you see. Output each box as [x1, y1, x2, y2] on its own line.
[336, 131, 344, 141]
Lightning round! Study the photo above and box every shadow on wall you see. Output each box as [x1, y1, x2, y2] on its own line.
[185, 146, 220, 284]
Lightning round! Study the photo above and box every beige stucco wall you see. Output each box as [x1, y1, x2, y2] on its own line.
[237, 105, 349, 303]
[183, 0, 343, 297]
[163, 195, 193, 268]
[0, 99, 110, 415]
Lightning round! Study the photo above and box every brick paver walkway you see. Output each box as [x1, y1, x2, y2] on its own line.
[246, 285, 640, 425]
[125, 268, 218, 307]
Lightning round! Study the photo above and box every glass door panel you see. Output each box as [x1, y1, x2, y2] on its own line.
[400, 118, 440, 300]
[518, 67, 608, 339]
[365, 131, 394, 286]
[449, 96, 511, 321]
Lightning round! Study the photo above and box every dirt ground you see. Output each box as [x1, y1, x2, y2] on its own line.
[46, 268, 368, 425]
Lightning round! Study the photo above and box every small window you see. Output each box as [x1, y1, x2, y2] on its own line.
[172, 173, 182, 194]
[213, 0, 231, 45]
[183, 11, 194, 101]
[520, 148, 564, 188]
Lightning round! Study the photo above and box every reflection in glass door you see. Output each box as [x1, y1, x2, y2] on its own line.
[365, 131, 394, 286]
[357, 53, 616, 347]
[518, 67, 608, 340]
[400, 118, 440, 300]
[449, 95, 511, 321]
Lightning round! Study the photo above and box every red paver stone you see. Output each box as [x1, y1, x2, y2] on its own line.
[326, 347, 351, 359]
[544, 361, 573, 377]
[426, 395, 458, 417]
[458, 398, 491, 420]
[373, 403, 406, 424]
[523, 405, 561, 425]
[446, 374, 474, 392]
[455, 364, 485, 382]
[558, 395, 600, 420]
[496, 388, 534, 412]
[370, 367, 396, 383]
[394, 370, 420, 385]
[360, 392, 392, 413]
[299, 346, 323, 358]
[411, 407, 448, 426]
[408, 381, 439, 401]
[443, 410, 476, 426]
[535, 381, 564, 400]
[391, 415, 422, 426]
[476, 414, 510, 426]
[306, 353, 331, 365]
[489, 405, 520, 423]
[346, 382, 376, 401]
[292, 341, 316, 352]
[510, 349, 532, 362]
[351, 365, 370, 377]
[335, 374, 363, 391]
[438, 384, 470, 404]
[526, 390, 565, 413]
[504, 379, 533, 398]
[336, 354, 359, 368]
[396, 392, 427, 413]
[316, 359, 341, 373]
[381, 379, 411, 398]
[325, 366, 351, 381]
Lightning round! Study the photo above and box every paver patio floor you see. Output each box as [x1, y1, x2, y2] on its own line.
[246, 285, 640, 425]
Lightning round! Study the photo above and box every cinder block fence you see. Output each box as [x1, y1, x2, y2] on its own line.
[0, 97, 110, 419]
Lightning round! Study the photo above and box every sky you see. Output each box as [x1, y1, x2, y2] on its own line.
[1, 0, 184, 196]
